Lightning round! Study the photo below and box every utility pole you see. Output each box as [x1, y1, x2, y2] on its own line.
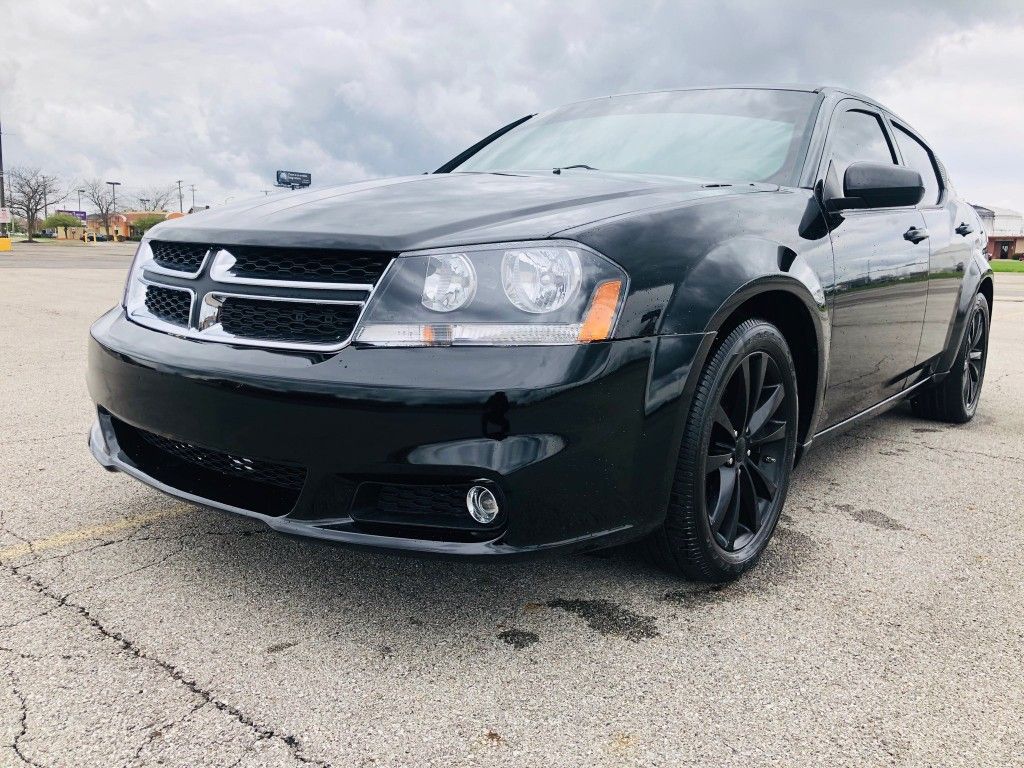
[176, 180, 183, 213]
[189, 184, 196, 210]
[0, 112, 6, 237]
[106, 180, 121, 239]
[77, 188, 85, 211]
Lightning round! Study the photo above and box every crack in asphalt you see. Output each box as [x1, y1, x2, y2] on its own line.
[5, 670, 43, 767]
[128, 699, 209, 767]
[0, 562, 332, 768]
[839, 428, 1021, 465]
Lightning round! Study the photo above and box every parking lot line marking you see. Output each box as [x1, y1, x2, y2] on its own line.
[0, 507, 188, 562]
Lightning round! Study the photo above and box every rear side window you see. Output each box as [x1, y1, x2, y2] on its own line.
[892, 124, 942, 205]
[828, 109, 895, 182]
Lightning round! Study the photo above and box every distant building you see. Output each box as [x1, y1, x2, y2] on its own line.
[971, 204, 1024, 260]
[81, 211, 171, 240]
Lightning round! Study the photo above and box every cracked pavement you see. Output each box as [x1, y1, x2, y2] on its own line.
[2, 244, 1023, 766]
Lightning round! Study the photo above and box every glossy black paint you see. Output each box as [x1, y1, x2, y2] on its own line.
[87, 86, 992, 557]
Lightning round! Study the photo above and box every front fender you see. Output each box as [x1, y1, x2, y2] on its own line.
[660, 235, 828, 337]
[658, 236, 831, 449]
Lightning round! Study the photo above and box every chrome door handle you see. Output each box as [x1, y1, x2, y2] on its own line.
[904, 226, 929, 244]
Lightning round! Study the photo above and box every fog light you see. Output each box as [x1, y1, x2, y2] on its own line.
[466, 485, 499, 524]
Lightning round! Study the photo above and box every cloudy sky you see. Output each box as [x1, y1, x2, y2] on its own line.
[2, 0, 1022, 211]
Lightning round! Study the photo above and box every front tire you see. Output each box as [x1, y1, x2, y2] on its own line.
[910, 292, 990, 423]
[646, 319, 799, 582]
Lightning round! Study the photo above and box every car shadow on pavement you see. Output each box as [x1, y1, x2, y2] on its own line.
[68, 409, 934, 655]
[92, 477, 824, 657]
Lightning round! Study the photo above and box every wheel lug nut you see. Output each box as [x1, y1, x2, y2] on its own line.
[732, 430, 738, 438]
[727, 458, 734, 466]
[746, 449, 751, 456]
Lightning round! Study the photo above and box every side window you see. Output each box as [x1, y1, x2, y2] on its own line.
[828, 109, 896, 182]
[892, 124, 942, 205]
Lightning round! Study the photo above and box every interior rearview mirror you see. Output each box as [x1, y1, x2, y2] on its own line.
[827, 161, 925, 211]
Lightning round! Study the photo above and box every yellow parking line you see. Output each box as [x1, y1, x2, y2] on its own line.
[0, 507, 188, 562]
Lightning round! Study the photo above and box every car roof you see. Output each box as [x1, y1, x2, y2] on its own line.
[567, 84, 888, 109]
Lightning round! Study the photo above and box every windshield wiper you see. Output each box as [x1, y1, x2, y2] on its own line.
[552, 164, 599, 174]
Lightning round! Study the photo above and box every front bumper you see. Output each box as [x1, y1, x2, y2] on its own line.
[87, 307, 710, 558]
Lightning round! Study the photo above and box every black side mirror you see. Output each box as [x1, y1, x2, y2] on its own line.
[827, 161, 924, 211]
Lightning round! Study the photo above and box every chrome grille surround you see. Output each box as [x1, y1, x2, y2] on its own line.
[124, 241, 394, 352]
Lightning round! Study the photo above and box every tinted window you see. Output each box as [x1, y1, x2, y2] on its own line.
[829, 109, 895, 182]
[892, 124, 941, 205]
[454, 89, 818, 184]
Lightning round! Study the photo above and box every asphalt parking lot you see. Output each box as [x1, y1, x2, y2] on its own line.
[2, 241, 1023, 767]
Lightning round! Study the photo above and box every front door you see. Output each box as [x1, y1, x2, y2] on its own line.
[820, 104, 929, 427]
[999, 242, 1011, 259]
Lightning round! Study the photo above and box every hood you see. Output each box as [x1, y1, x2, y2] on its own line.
[150, 171, 774, 252]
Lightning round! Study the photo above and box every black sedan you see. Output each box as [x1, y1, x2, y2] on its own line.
[87, 86, 992, 581]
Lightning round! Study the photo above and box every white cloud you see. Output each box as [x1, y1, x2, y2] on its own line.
[0, 0, 1021, 211]
[875, 23, 1024, 209]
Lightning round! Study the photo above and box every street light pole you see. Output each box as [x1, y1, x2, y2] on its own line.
[77, 188, 85, 211]
[176, 180, 183, 213]
[106, 181, 121, 240]
[189, 184, 196, 210]
[0, 112, 6, 238]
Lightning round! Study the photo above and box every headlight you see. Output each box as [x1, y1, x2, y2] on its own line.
[354, 241, 627, 347]
[502, 247, 581, 313]
[421, 253, 477, 312]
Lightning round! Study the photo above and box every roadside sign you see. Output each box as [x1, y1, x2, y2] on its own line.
[57, 209, 87, 223]
[275, 170, 312, 189]
[0, 207, 11, 224]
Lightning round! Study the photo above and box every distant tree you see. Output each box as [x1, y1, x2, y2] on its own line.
[8, 168, 66, 241]
[130, 184, 177, 211]
[132, 213, 166, 236]
[82, 179, 117, 237]
[42, 212, 82, 239]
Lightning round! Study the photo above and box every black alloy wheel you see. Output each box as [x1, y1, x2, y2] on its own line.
[705, 350, 790, 552]
[962, 306, 986, 411]
[911, 292, 990, 424]
[646, 319, 799, 582]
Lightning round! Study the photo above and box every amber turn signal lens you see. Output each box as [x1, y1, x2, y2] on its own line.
[577, 280, 622, 343]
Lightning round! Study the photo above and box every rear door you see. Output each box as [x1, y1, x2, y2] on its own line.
[820, 102, 929, 427]
[887, 119, 972, 366]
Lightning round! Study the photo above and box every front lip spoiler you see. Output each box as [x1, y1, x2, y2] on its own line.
[88, 419, 633, 560]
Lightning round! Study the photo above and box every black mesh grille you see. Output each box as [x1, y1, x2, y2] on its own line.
[144, 285, 191, 326]
[376, 484, 467, 517]
[347, 482, 502, 534]
[138, 430, 306, 490]
[218, 298, 360, 345]
[151, 241, 209, 272]
[226, 246, 390, 285]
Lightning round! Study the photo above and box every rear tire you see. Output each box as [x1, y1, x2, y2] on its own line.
[910, 293, 990, 424]
[646, 319, 799, 582]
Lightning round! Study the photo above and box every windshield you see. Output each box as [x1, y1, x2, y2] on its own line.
[452, 88, 818, 184]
